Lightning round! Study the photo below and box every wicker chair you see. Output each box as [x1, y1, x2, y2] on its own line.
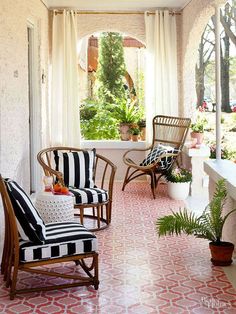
[0, 175, 99, 300]
[122, 115, 191, 198]
[37, 147, 117, 231]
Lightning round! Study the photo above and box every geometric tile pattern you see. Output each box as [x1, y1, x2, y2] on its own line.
[0, 182, 236, 313]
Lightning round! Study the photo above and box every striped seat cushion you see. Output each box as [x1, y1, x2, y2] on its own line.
[19, 221, 97, 262]
[5, 179, 46, 244]
[54, 149, 96, 189]
[69, 187, 109, 205]
[140, 145, 179, 170]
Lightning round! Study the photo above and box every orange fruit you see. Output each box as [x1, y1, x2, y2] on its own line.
[61, 186, 69, 194]
[53, 183, 61, 192]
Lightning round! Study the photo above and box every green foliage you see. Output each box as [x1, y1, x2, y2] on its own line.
[191, 115, 208, 133]
[80, 98, 119, 140]
[165, 167, 192, 183]
[209, 143, 236, 160]
[96, 32, 127, 104]
[112, 99, 139, 124]
[156, 179, 236, 243]
[129, 127, 140, 135]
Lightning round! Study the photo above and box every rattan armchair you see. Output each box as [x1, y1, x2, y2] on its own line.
[37, 147, 117, 231]
[0, 175, 99, 299]
[122, 115, 191, 198]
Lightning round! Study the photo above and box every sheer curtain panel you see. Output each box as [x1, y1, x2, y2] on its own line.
[145, 11, 178, 143]
[51, 10, 80, 146]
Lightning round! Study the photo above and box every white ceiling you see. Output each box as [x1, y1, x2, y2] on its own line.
[44, 0, 192, 11]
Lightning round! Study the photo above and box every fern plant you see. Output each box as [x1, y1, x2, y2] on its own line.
[157, 179, 236, 244]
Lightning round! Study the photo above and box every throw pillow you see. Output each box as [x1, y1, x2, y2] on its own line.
[54, 149, 96, 189]
[5, 179, 46, 244]
[140, 145, 179, 170]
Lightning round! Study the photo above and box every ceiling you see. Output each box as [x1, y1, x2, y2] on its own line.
[44, 0, 192, 11]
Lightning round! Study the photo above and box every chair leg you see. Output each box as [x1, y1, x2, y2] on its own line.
[9, 264, 18, 300]
[97, 206, 101, 230]
[150, 172, 156, 199]
[79, 208, 84, 225]
[122, 167, 130, 191]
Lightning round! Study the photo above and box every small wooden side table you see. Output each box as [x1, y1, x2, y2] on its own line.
[35, 192, 74, 224]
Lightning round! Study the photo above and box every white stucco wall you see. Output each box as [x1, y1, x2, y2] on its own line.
[0, 0, 49, 191]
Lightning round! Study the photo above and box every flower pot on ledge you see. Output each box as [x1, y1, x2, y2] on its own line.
[119, 123, 131, 141]
[190, 131, 204, 145]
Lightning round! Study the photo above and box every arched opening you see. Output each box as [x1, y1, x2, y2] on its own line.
[77, 31, 146, 140]
[184, 0, 236, 161]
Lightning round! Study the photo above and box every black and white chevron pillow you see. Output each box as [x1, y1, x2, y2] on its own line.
[5, 179, 46, 244]
[54, 149, 96, 189]
[140, 145, 179, 169]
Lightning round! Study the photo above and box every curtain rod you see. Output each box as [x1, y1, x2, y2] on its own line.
[53, 10, 181, 16]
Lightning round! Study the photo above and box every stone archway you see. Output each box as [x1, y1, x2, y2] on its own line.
[77, 13, 146, 45]
[180, 0, 227, 117]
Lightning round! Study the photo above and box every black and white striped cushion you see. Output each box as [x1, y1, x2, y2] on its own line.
[54, 149, 96, 189]
[5, 179, 46, 244]
[69, 187, 109, 204]
[140, 145, 179, 170]
[19, 221, 97, 262]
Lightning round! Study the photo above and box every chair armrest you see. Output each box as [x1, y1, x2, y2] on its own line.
[123, 146, 153, 165]
[95, 154, 117, 201]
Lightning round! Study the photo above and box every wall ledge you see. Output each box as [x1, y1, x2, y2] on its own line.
[204, 159, 236, 200]
[81, 140, 147, 150]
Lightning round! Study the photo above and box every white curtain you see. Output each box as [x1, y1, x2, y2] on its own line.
[145, 11, 178, 143]
[51, 10, 80, 146]
[78, 36, 88, 72]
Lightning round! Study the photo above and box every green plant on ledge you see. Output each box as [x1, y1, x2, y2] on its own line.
[191, 115, 208, 133]
[129, 127, 140, 135]
[156, 179, 236, 266]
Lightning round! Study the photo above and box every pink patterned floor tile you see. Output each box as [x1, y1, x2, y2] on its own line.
[0, 182, 236, 313]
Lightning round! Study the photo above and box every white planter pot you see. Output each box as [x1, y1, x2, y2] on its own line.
[167, 181, 190, 200]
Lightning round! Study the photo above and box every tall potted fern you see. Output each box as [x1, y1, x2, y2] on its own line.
[157, 179, 236, 266]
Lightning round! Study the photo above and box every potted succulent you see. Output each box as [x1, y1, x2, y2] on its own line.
[157, 179, 236, 266]
[190, 115, 208, 145]
[129, 127, 140, 142]
[165, 167, 192, 200]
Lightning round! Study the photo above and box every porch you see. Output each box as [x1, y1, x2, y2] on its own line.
[1, 0, 236, 311]
[0, 182, 236, 313]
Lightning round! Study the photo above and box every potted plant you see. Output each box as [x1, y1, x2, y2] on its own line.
[165, 167, 192, 200]
[137, 119, 146, 141]
[113, 99, 139, 141]
[156, 179, 236, 266]
[190, 115, 207, 145]
[129, 127, 140, 142]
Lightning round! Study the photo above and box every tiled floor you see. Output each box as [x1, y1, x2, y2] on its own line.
[1, 182, 236, 313]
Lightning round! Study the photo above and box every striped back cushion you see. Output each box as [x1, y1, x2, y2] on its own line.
[5, 179, 46, 244]
[54, 149, 96, 189]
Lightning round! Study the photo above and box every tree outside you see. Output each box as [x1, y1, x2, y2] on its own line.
[195, 0, 236, 161]
[80, 32, 145, 140]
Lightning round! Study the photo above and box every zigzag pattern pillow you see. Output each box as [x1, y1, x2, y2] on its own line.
[54, 149, 96, 189]
[5, 179, 46, 244]
[140, 145, 179, 170]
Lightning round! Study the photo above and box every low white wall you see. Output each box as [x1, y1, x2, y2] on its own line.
[81, 140, 147, 181]
[204, 160, 236, 248]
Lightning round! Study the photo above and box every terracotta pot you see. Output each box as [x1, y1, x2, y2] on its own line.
[190, 132, 204, 145]
[167, 181, 190, 200]
[209, 241, 234, 266]
[119, 123, 131, 141]
[140, 127, 146, 141]
[131, 134, 139, 142]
